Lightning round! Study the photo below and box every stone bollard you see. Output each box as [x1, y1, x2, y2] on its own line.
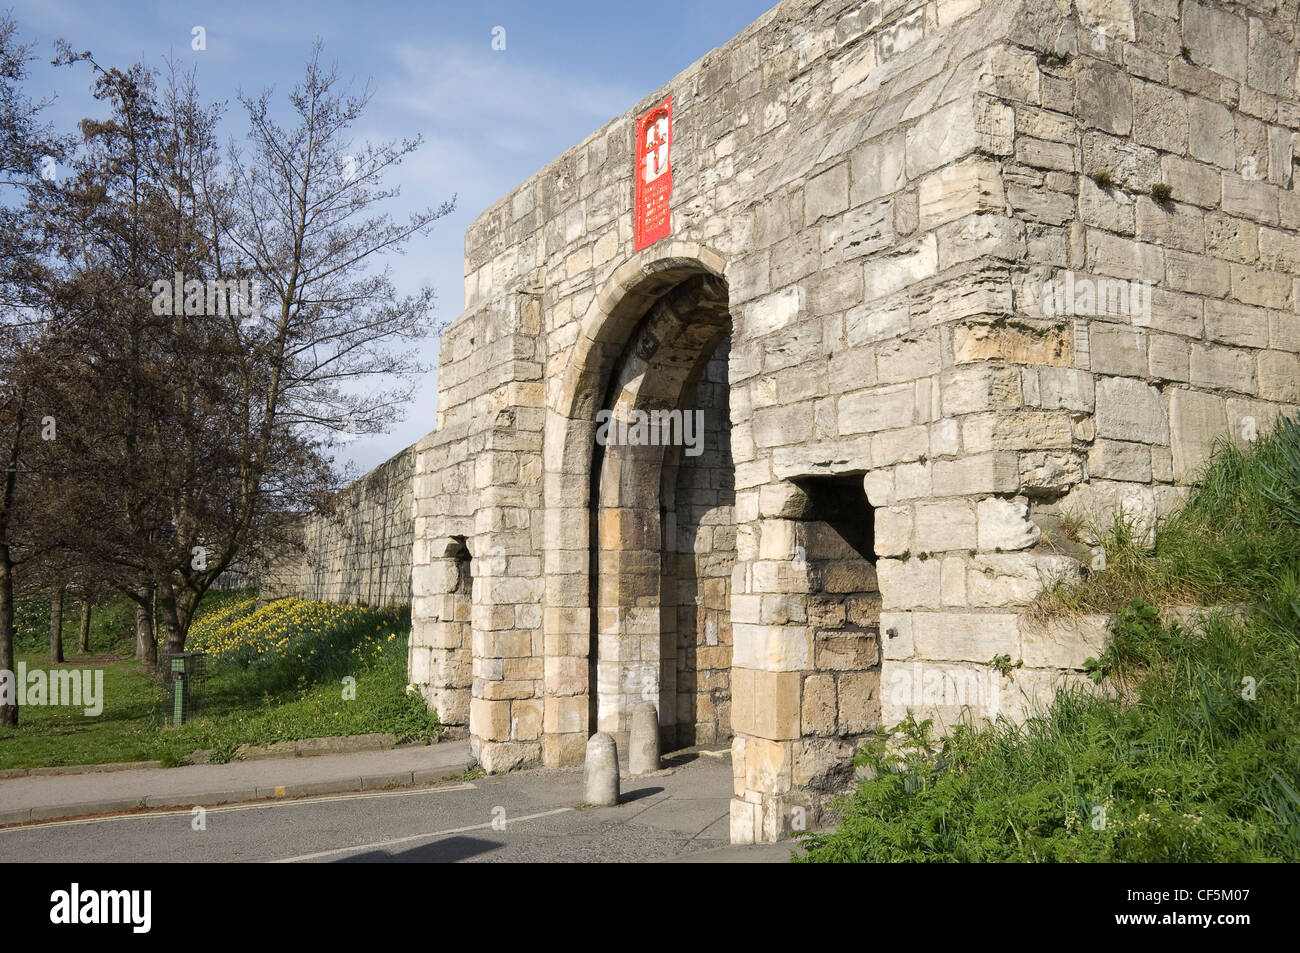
[629, 702, 661, 775]
[584, 732, 620, 806]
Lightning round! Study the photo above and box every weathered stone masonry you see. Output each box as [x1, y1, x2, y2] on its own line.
[407, 0, 1300, 844]
[262, 445, 416, 607]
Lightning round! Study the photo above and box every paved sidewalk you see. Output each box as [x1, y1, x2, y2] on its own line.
[0, 741, 472, 826]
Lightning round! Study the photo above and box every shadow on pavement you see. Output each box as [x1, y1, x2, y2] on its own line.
[335, 835, 503, 863]
[661, 751, 700, 768]
[617, 785, 664, 803]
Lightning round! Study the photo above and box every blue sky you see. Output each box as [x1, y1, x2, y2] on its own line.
[9, 0, 775, 475]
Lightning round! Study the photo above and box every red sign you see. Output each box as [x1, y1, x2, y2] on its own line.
[634, 96, 673, 251]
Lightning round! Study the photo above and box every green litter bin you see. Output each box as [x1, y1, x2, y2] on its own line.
[162, 652, 207, 726]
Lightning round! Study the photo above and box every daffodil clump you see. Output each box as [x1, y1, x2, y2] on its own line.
[186, 594, 259, 650]
[188, 598, 404, 676]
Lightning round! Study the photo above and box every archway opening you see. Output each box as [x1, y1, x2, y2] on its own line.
[589, 274, 735, 751]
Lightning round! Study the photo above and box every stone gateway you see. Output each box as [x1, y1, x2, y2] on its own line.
[396, 0, 1300, 844]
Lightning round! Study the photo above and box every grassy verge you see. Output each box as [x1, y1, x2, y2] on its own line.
[0, 594, 439, 770]
[798, 418, 1300, 862]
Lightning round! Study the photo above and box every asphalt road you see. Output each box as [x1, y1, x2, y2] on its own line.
[0, 750, 799, 863]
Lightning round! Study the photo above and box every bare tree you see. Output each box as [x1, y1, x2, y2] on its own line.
[35, 42, 453, 658]
[0, 14, 62, 724]
[139, 43, 455, 654]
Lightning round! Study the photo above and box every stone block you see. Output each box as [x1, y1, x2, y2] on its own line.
[1089, 439, 1153, 482]
[1190, 343, 1257, 394]
[965, 553, 1079, 607]
[862, 234, 938, 301]
[1169, 387, 1229, 483]
[913, 500, 977, 552]
[976, 496, 1040, 552]
[839, 384, 918, 434]
[470, 697, 512, 742]
[732, 668, 802, 741]
[910, 612, 1020, 663]
[1181, 1, 1247, 83]
[1259, 351, 1300, 403]
[1095, 377, 1169, 444]
[931, 453, 1020, 497]
[917, 157, 1004, 230]
[801, 674, 836, 736]
[878, 558, 942, 609]
[1020, 615, 1111, 670]
[836, 671, 880, 735]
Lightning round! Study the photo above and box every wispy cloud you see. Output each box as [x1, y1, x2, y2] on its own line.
[387, 41, 639, 151]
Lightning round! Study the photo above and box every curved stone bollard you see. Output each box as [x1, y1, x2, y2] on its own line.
[584, 732, 620, 806]
[629, 702, 661, 775]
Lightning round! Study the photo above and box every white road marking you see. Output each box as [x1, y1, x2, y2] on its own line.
[271, 807, 575, 863]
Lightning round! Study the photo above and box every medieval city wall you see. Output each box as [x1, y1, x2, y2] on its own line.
[408, 0, 1300, 845]
[262, 445, 417, 608]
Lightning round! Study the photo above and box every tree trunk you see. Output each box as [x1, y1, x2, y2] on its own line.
[49, 586, 63, 664]
[0, 407, 22, 727]
[0, 551, 16, 727]
[78, 598, 91, 653]
[133, 586, 156, 671]
[134, 586, 148, 658]
[157, 580, 185, 658]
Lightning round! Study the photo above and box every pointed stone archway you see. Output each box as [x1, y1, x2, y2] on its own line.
[537, 243, 733, 765]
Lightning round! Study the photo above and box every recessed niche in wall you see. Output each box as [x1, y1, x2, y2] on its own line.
[792, 473, 875, 563]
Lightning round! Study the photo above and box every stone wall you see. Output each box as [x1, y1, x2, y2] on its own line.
[668, 342, 735, 747]
[292, 445, 417, 608]
[407, 0, 1300, 845]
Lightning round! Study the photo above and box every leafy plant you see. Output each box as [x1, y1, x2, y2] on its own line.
[987, 654, 1023, 677]
[1082, 655, 1107, 684]
[207, 739, 239, 765]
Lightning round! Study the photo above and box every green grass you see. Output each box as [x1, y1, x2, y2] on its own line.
[0, 592, 440, 770]
[799, 417, 1300, 862]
